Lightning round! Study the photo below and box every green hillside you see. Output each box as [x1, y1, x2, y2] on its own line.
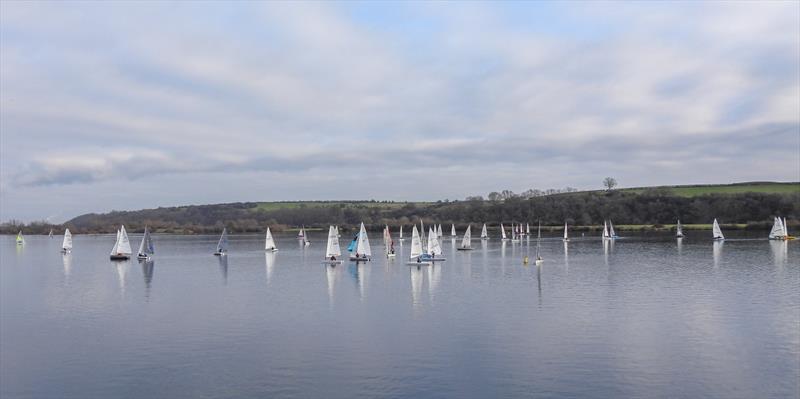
[619, 182, 799, 197]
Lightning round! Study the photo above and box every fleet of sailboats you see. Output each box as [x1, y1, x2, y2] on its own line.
[110, 226, 132, 260]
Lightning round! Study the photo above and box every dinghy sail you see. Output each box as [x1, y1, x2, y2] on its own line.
[501, 224, 508, 240]
[62, 229, 73, 253]
[563, 222, 569, 242]
[535, 221, 543, 265]
[712, 219, 724, 240]
[110, 225, 132, 260]
[481, 223, 489, 240]
[349, 222, 371, 261]
[265, 227, 278, 252]
[769, 217, 786, 240]
[427, 227, 445, 261]
[399, 225, 404, 240]
[602, 221, 610, 240]
[324, 225, 342, 263]
[16, 231, 24, 245]
[784, 217, 796, 240]
[608, 220, 618, 238]
[137, 226, 155, 260]
[457, 225, 473, 250]
[676, 220, 685, 238]
[451, 224, 457, 237]
[214, 228, 229, 255]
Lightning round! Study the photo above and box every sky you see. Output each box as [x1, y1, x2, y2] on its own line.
[1, 1, 798, 222]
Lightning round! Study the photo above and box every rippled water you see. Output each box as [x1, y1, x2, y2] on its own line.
[1, 231, 798, 398]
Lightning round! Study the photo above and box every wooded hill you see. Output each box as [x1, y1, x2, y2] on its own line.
[3, 182, 798, 234]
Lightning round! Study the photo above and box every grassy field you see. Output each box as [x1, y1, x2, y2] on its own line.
[250, 201, 430, 212]
[620, 182, 799, 197]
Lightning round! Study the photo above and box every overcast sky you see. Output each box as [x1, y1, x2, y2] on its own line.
[1, 1, 798, 222]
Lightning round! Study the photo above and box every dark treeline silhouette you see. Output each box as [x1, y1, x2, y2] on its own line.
[2, 189, 797, 235]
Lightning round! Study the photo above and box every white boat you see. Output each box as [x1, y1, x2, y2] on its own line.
[535, 221, 543, 265]
[784, 217, 796, 240]
[408, 225, 429, 265]
[563, 222, 569, 242]
[511, 223, 520, 242]
[48, 229, 53, 238]
[457, 225, 473, 251]
[264, 227, 278, 252]
[608, 220, 618, 239]
[526, 223, 531, 236]
[437, 224, 444, 239]
[15, 231, 24, 245]
[501, 223, 508, 240]
[214, 228, 229, 255]
[385, 225, 396, 258]
[676, 220, 685, 238]
[110, 225, 132, 260]
[399, 225, 404, 241]
[299, 226, 310, 246]
[61, 228, 73, 253]
[137, 226, 155, 260]
[712, 218, 724, 240]
[349, 222, 372, 262]
[451, 224, 457, 237]
[768, 217, 786, 240]
[426, 227, 446, 261]
[323, 225, 342, 264]
[602, 220, 611, 240]
[481, 223, 489, 240]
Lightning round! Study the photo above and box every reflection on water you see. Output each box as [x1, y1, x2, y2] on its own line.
[713, 240, 724, 267]
[427, 264, 441, 300]
[348, 262, 369, 300]
[563, 241, 569, 273]
[410, 264, 424, 308]
[536, 264, 542, 305]
[141, 259, 154, 287]
[325, 264, 338, 305]
[264, 252, 276, 284]
[677, 237, 684, 256]
[114, 260, 131, 294]
[62, 253, 72, 280]
[218, 255, 228, 284]
[770, 240, 788, 269]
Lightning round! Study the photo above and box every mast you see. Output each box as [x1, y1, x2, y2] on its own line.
[460, 225, 472, 248]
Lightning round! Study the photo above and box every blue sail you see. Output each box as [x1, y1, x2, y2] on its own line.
[347, 233, 358, 252]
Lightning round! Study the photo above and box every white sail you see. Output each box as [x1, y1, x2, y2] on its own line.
[609, 220, 617, 237]
[410, 226, 423, 259]
[451, 224, 456, 237]
[769, 217, 785, 239]
[526, 223, 530, 235]
[298, 227, 305, 238]
[784, 217, 790, 237]
[712, 218, 724, 240]
[438, 224, 443, 238]
[501, 223, 507, 239]
[383, 225, 391, 246]
[326, 225, 341, 257]
[265, 227, 277, 250]
[137, 226, 154, 256]
[217, 228, 229, 252]
[563, 222, 568, 241]
[460, 225, 472, 248]
[112, 225, 132, 255]
[428, 227, 443, 256]
[62, 229, 73, 251]
[355, 222, 371, 257]
[399, 225, 404, 239]
[602, 221, 610, 239]
[536, 222, 542, 259]
[676, 220, 684, 237]
[481, 223, 488, 239]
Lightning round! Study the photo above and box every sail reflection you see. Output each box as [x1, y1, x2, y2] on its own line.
[325, 264, 339, 304]
[769, 240, 787, 269]
[264, 252, 277, 285]
[427, 264, 442, 300]
[62, 253, 72, 280]
[115, 260, 131, 294]
[536, 264, 542, 305]
[712, 240, 723, 267]
[348, 262, 369, 300]
[218, 255, 228, 284]
[677, 237, 684, 257]
[141, 260, 154, 287]
[563, 241, 569, 273]
[410, 265, 424, 308]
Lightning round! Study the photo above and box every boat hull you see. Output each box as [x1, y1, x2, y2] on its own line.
[110, 254, 130, 260]
[265, 248, 279, 252]
[349, 257, 371, 262]
[213, 252, 226, 256]
[456, 247, 473, 251]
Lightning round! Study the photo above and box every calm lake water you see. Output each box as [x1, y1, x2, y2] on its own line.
[1, 231, 798, 398]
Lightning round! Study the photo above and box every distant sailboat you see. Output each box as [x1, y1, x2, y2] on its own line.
[481, 223, 489, 240]
[451, 224, 457, 237]
[61, 228, 73, 253]
[323, 225, 342, 264]
[535, 221, 543, 265]
[712, 218, 724, 240]
[264, 227, 278, 252]
[602, 221, 610, 240]
[110, 226, 132, 260]
[784, 217, 796, 240]
[457, 225, 473, 251]
[399, 225, 404, 241]
[608, 220, 618, 239]
[563, 222, 569, 242]
[137, 226, 155, 260]
[437, 224, 444, 239]
[384, 225, 396, 258]
[511, 223, 520, 242]
[768, 217, 786, 240]
[408, 225, 429, 265]
[501, 223, 508, 240]
[349, 222, 371, 262]
[48, 229, 53, 238]
[676, 220, 685, 238]
[300, 226, 310, 246]
[214, 228, 229, 256]
[426, 227, 446, 261]
[526, 223, 531, 236]
[15, 231, 24, 245]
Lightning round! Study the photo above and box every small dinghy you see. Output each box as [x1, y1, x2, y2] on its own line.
[534, 221, 544, 265]
[213, 228, 229, 256]
[384, 226, 396, 258]
[712, 218, 725, 241]
[500, 223, 508, 241]
[322, 225, 342, 264]
[481, 223, 489, 240]
[407, 225, 431, 265]
[16, 231, 24, 245]
[562, 222, 569, 242]
[676, 220, 685, 238]
[349, 222, 372, 262]
[110, 226, 132, 260]
[264, 227, 278, 252]
[61, 229, 73, 253]
[456, 225, 473, 251]
[136, 226, 155, 260]
[425, 227, 446, 261]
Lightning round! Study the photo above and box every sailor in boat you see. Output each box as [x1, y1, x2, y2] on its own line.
[330, 255, 337, 262]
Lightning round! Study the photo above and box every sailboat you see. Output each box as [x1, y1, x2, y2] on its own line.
[323, 225, 342, 264]
[451, 224, 457, 237]
[15, 231, 24, 245]
[347, 230, 358, 252]
[608, 220, 619, 239]
[48, 229, 53, 238]
[399, 225, 404, 241]
[137, 226, 155, 260]
[61, 228, 73, 253]
[676, 220, 685, 238]
[768, 217, 786, 240]
[299, 226, 310, 246]
[407, 225, 429, 265]
[535, 221, 543, 265]
[511, 223, 520, 242]
[349, 222, 371, 262]
[712, 218, 724, 240]
[602, 221, 610, 240]
[784, 217, 796, 240]
[213, 228, 229, 256]
[384, 226, 396, 258]
[562, 222, 569, 242]
[110, 225, 132, 260]
[481, 223, 489, 240]
[501, 223, 508, 240]
[264, 227, 278, 252]
[426, 227, 446, 261]
[457, 225, 473, 251]
[437, 224, 444, 239]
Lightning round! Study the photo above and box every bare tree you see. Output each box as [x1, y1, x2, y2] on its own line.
[603, 177, 618, 191]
